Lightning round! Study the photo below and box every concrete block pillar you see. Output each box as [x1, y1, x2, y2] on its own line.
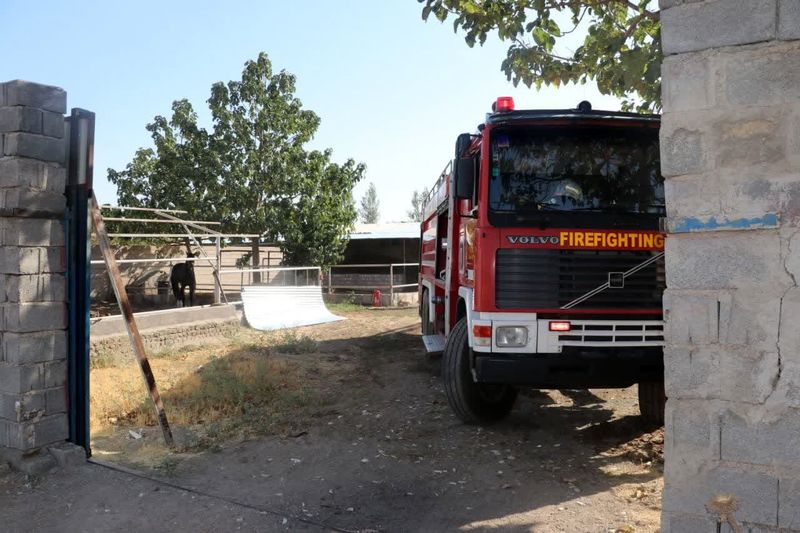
[660, 1, 800, 531]
[0, 80, 72, 472]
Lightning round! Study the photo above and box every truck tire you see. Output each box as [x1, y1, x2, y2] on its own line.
[442, 318, 517, 424]
[638, 381, 666, 425]
[421, 294, 434, 335]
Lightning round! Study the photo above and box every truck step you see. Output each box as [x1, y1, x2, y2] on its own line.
[422, 334, 446, 355]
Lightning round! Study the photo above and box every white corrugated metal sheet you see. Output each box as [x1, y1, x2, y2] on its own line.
[348, 222, 419, 240]
[241, 285, 344, 331]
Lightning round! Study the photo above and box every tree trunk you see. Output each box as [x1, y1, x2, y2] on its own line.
[251, 239, 261, 284]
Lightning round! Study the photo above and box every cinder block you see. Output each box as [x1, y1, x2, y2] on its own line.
[661, 0, 776, 55]
[0, 107, 42, 134]
[661, 53, 715, 111]
[43, 360, 66, 388]
[0, 187, 66, 217]
[0, 158, 66, 192]
[41, 111, 64, 138]
[2, 413, 68, 450]
[0, 247, 65, 275]
[710, 173, 799, 226]
[661, 512, 717, 533]
[718, 289, 781, 350]
[2, 80, 66, 114]
[721, 411, 800, 468]
[660, 127, 707, 177]
[664, 289, 720, 346]
[0, 445, 57, 474]
[0, 218, 64, 247]
[664, 399, 720, 478]
[0, 362, 44, 394]
[664, 345, 715, 400]
[731, 524, 781, 533]
[715, 347, 779, 404]
[48, 442, 85, 468]
[779, 477, 800, 530]
[0, 302, 66, 333]
[44, 386, 66, 414]
[715, 118, 785, 168]
[1, 331, 67, 364]
[659, 0, 706, 8]
[663, 466, 778, 526]
[0, 390, 45, 422]
[664, 175, 722, 219]
[726, 43, 800, 106]
[1, 274, 66, 303]
[2, 132, 64, 164]
[779, 0, 800, 40]
[665, 231, 790, 291]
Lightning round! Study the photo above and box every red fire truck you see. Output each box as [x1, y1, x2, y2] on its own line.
[419, 97, 666, 425]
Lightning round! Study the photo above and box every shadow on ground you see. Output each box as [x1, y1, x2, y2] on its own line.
[88, 309, 663, 532]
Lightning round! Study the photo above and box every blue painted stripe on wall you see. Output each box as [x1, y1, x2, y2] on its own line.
[670, 213, 779, 233]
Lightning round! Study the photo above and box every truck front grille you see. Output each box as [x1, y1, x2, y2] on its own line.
[495, 249, 665, 310]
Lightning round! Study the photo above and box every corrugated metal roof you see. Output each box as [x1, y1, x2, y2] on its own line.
[349, 222, 419, 240]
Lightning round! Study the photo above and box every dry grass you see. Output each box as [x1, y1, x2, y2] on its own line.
[90, 309, 418, 466]
[90, 328, 322, 443]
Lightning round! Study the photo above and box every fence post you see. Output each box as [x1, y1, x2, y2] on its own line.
[213, 237, 221, 304]
[389, 264, 394, 306]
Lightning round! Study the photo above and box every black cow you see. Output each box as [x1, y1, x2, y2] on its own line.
[170, 252, 197, 307]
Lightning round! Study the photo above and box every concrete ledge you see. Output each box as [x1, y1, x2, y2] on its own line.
[90, 303, 239, 337]
[0, 442, 85, 475]
[0, 446, 56, 475]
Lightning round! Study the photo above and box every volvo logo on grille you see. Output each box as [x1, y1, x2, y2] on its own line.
[507, 235, 560, 245]
[608, 272, 625, 288]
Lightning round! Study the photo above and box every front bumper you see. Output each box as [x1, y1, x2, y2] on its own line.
[469, 314, 664, 354]
[474, 347, 663, 388]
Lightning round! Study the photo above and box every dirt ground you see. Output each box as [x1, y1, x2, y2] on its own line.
[1, 309, 664, 532]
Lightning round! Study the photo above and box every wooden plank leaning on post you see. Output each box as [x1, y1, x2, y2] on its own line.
[89, 194, 174, 448]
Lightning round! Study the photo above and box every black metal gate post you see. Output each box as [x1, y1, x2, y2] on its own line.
[65, 109, 95, 453]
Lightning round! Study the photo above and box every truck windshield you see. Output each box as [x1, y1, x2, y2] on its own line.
[488, 126, 664, 228]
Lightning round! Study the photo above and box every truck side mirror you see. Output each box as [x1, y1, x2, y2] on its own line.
[454, 158, 475, 200]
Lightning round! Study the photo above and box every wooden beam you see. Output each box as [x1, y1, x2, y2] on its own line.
[90, 194, 174, 448]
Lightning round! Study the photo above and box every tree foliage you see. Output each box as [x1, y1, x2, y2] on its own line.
[109, 52, 365, 267]
[419, 0, 662, 112]
[407, 188, 429, 222]
[359, 182, 380, 224]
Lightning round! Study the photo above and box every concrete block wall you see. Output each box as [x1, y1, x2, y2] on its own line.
[0, 81, 69, 459]
[660, 1, 800, 531]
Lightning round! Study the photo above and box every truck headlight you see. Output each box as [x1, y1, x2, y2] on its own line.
[495, 326, 528, 347]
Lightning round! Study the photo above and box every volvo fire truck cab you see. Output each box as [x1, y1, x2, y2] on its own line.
[419, 97, 666, 425]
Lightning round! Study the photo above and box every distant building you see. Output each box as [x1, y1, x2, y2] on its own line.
[326, 222, 420, 306]
[344, 222, 420, 264]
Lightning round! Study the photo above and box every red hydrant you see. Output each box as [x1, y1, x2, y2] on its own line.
[372, 289, 381, 307]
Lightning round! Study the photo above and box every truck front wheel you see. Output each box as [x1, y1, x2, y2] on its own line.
[638, 381, 666, 425]
[442, 318, 517, 424]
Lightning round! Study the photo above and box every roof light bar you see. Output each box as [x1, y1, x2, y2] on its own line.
[494, 96, 515, 112]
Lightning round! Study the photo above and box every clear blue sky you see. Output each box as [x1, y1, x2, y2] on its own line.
[1, 0, 621, 222]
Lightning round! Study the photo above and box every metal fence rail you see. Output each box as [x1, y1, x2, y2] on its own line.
[324, 262, 420, 300]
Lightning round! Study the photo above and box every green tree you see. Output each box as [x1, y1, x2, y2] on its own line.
[407, 188, 429, 222]
[419, 0, 662, 112]
[109, 52, 365, 270]
[359, 182, 380, 224]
